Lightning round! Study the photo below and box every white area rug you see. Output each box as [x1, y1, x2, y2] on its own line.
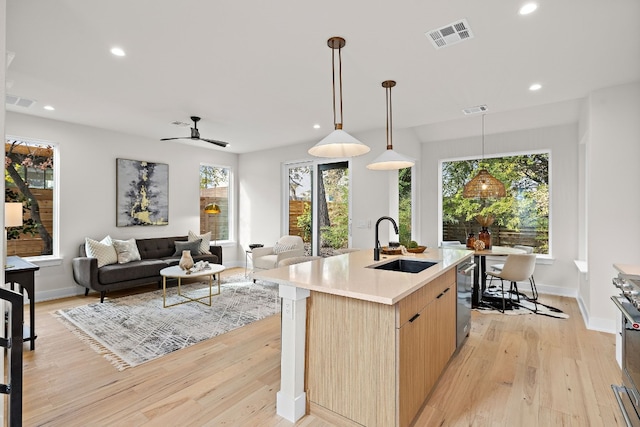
[54, 275, 280, 370]
[475, 289, 569, 319]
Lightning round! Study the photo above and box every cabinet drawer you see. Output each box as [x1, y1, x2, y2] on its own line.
[397, 269, 454, 327]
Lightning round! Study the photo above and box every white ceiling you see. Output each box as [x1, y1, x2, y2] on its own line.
[5, 0, 640, 153]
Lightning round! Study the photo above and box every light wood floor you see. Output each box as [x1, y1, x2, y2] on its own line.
[21, 268, 626, 426]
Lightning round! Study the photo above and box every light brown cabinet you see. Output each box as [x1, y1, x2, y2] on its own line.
[306, 269, 457, 427]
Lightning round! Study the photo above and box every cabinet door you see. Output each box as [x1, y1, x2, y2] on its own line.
[399, 307, 432, 427]
[434, 286, 456, 373]
[398, 285, 456, 427]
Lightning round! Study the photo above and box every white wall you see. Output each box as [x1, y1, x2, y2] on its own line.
[583, 82, 640, 331]
[6, 112, 239, 301]
[420, 123, 580, 296]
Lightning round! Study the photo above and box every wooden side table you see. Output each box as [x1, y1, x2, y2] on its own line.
[5, 255, 39, 350]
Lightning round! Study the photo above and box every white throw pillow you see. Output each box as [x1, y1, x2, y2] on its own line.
[188, 230, 212, 254]
[112, 238, 142, 264]
[85, 236, 118, 268]
[273, 243, 296, 254]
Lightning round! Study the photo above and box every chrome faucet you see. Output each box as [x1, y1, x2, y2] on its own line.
[374, 216, 399, 261]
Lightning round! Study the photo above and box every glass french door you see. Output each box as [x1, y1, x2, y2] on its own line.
[284, 160, 351, 257]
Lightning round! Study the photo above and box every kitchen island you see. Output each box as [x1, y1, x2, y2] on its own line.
[254, 247, 473, 426]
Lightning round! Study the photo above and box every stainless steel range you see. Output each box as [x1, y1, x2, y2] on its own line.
[612, 272, 640, 427]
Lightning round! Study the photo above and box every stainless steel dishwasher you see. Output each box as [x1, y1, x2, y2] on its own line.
[456, 260, 475, 348]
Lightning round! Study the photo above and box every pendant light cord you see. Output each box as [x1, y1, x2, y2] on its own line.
[331, 43, 344, 130]
[386, 84, 393, 149]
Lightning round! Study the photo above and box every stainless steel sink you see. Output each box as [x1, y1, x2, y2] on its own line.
[368, 258, 438, 273]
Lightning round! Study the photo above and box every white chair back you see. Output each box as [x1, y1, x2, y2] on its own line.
[499, 254, 537, 282]
[514, 245, 534, 254]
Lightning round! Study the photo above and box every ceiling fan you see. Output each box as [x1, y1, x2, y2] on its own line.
[160, 116, 229, 148]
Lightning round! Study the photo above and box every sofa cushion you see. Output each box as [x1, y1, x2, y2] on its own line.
[188, 230, 211, 254]
[112, 238, 142, 264]
[98, 259, 166, 285]
[173, 239, 201, 256]
[85, 236, 118, 268]
[136, 236, 186, 259]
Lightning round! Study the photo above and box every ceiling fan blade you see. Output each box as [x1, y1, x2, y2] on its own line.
[160, 137, 182, 141]
[200, 138, 229, 148]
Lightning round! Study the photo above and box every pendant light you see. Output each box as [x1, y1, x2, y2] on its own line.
[366, 80, 415, 170]
[462, 114, 506, 198]
[308, 37, 370, 158]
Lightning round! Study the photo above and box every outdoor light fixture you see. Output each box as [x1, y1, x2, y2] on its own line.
[462, 115, 506, 198]
[308, 37, 370, 158]
[366, 80, 415, 170]
[204, 203, 221, 214]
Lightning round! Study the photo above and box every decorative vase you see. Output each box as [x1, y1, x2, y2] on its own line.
[466, 233, 476, 249]
[478, 227, 491, 249]
[179, 250, 194, 271]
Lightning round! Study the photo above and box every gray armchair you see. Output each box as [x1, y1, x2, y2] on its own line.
[252, 235, 305, 273]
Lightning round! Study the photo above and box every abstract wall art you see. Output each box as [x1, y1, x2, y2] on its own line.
[116, 158, 169, 226]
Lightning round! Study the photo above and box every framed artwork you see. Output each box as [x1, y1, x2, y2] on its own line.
[116, 158, 169, 226]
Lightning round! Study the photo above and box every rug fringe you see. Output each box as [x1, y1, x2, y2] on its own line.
[52, 310, 131, 371]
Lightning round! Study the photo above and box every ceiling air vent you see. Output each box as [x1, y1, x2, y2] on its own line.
[462, 105, 488, 115]
[426, 19, 474, 49]
[170, 120, 191, 127]
[6, 94, 36, 108]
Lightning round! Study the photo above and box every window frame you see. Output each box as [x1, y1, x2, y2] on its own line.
[199, 162, 234, 246]
[438, 149, 552, 258]
[5, 135, 60, 263]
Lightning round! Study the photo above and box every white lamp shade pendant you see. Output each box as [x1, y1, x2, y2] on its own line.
[366, 147, 415, 170]
[366, 80, 414, 171]
[308, 128, 370, 158]
[309, 37, 370, 158]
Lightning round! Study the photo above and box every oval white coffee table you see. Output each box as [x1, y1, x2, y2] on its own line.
[160, 264, 225, 308]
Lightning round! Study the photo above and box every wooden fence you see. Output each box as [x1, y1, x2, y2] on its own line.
[288, 200, 309, 239]
[443, 223, 548, 253]
[8, 188, 53, 257]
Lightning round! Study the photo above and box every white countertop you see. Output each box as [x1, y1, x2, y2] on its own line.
[614, 264, 640, 280]
[253, 248, 473, 305]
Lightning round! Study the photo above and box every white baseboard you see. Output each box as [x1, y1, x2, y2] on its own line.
[535, 282, 616, 334]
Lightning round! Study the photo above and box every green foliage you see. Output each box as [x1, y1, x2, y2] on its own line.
[398, 167, 412, 246]
[321, 178, 349, 249]
[296, 202, 312, 242]
[200, 165, 229, 189]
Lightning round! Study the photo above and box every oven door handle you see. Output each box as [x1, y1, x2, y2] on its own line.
[612, 296, 640, 328]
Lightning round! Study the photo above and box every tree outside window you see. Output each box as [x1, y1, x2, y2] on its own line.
[200, 165, 230, 243]
[5, 139, 55, 257]
[441, 152, 549, 253]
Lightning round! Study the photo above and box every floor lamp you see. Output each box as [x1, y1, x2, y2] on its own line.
[5, 202, 23, 268]
[204, 202, 221, 245]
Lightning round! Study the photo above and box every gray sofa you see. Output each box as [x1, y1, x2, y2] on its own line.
[72, 236, 222, 302]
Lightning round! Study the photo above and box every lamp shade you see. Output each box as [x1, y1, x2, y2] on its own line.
[204, 203, 221, 214]
[5, 202, 23, 227]
[366, 148, 415, 170]
[462, 169, 506, 198]
[308, 129, 370, 158]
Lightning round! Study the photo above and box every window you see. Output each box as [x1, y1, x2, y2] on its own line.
[200, 164, 231, 244]
[5, 138, 56, 257]
[441, 151, 550, 254]
[398, 167, 413, 246]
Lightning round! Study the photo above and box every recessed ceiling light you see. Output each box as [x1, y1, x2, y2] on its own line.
[43, 105, 55, 111]
[313, 124, 320, 129]
[110, 47, 126, 57]
[519, 3, 538, 15]
[529, 83, 542, 91]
